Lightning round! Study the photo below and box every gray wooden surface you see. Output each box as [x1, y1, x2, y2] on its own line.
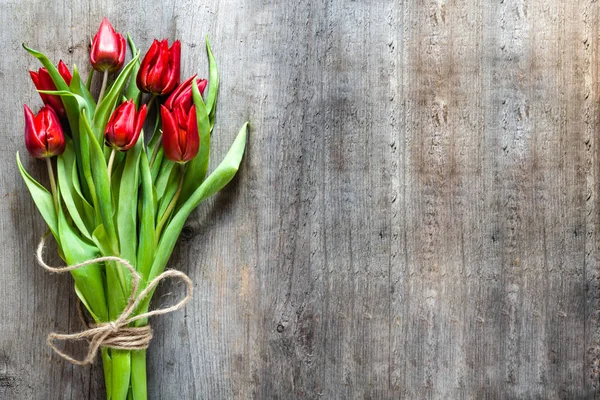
[1, 0, 599, 399]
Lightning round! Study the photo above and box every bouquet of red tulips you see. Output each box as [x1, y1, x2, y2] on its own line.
[17, 18, 247, 399]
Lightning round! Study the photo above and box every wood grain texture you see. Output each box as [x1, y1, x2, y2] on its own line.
[1, 0, 600, 398]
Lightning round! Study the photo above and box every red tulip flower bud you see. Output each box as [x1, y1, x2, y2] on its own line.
[164, 75, 207, 114]
[137, 39, 181, 96]
[160, 104, 198, 163]
[24, 105, 66, 159]
[105, 100, 147, 151]
[29, 61, 72, 118]
[90, 18, 126, 72]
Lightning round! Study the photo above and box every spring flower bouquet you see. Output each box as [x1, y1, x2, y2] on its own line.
[17, 18, 247, 399]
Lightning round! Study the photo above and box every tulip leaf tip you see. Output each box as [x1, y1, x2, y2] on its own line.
[21, 43, 42, 58]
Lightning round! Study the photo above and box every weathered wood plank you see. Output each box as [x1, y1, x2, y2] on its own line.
[1, 0, 599, 399]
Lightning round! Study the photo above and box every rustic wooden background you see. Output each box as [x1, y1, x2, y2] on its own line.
[1, 0, 600, 399]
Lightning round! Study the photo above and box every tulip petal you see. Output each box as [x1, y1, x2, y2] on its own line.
[116, 34, 126, 70]
[162, 40, 181, 94]
[29, 70, 40, 88]
[57, 60, 72, 85]
[152, 40, 170, 93]
[198, 78, 208, 96]
[144, 40, 167, 94]
[165, 74, 196, 111]
[160, 105, 182, 162]
[133, 104, 147, 145]
[44, 107, 66, 156]
[24, 105, 46, 158]
[137, 40, 159, 91]
[139, 40, 164, 94]
[183, 105, 199, 162]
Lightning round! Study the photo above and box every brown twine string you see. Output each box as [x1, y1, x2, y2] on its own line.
[36, 233, 193, 365]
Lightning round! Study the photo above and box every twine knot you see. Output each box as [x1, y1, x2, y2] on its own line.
[108, 322, 119, 332]
[36, 234, 193, 365]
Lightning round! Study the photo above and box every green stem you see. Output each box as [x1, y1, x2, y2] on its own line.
[147, 94, 157, 111]
[101, 348, 113, 400]
[149, 134, 162, 168]
[110, 349, 131, 400]
[86, 68, 95, 91]
[155, 164, 185, 242]
[130, 350, 148, 400]
[107, 148, 117, 185]
[98, 69, 109, 104]
[148, 93, 161, 168]
[46, 157, 59, 215]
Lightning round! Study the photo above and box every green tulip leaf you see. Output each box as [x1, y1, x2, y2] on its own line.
[109, 152, 126, 208]
[68, 66, 96, 191]
[57, 142, 92, 240]
[16, 153, 59, 240]
[70, 65, 96, 112]
[117, 135, 143, 266]
[58, 208, 108, 322]
[155, 159, 175, 202]
[78, 112, 101, 219]
[137, 150, 156, 281]
[81, 111, 118, 251]
[148, 115, 163, 176]
[177, 78, 211, 207]
[150, 146, 164, 183]
[74, 285, 100, 323]
[91, 224, 113, 258]
[125, 34, 142, 105]
[71, 163, 95, 230]
[92, 224, 129, 322]
[86, 69, 94, 91]
[205, 37, 219, 124]
[37, 90, 92, 120]
[157, 167, 179, 223]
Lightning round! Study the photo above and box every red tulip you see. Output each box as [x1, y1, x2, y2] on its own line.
[90, 18, 126, 72]
[29, 61, 72, 118]
[164, 75, 208, 113]
[160, 104, 198, 163]
[105, 100, 147, 151]
[24, 105, 65, 159]
[137, 39, 181, 95]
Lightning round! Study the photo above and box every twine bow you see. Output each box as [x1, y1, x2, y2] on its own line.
[36, 234, 193, 365]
